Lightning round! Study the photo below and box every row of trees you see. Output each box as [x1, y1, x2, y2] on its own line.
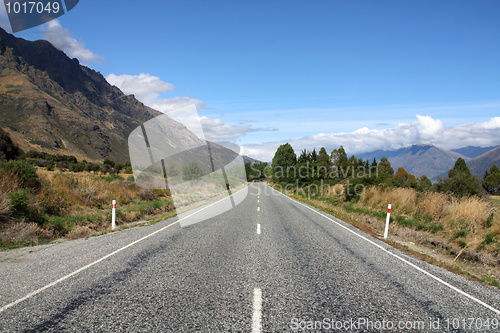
[270, 143, 397, 183]
[268, 143, 499, 198]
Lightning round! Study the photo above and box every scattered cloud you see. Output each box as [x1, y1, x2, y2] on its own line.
[243, 115, 500, 162]
[42, 20, 103, 64]
[106, 72, 206, 114]
[200, 117, 277, 141]
[106, 73, 267, 141]
[106, 73, 175, 103]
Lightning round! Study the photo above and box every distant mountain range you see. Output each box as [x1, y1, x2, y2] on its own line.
[0, 27, 242, 167]
[450, 145, 499, 159]
[358, 144, 500, 180]
[468, 146, 500, 177]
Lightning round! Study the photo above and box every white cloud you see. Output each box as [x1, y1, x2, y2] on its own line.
[200, 116, 272, 141]
[106, 73, 175, 103]
[106, 73, 264, 141]
[244, 115, 500, 162]
[42, 20, 103, 64]
[106, 72, 206, 114]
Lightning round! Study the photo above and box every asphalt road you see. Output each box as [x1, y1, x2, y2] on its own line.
[1, 182, 500, 332]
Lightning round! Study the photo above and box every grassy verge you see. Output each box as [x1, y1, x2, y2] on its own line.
[271, 182, 500, 289]
[1, 163, 247, 250]
[0, 165, 174, 249]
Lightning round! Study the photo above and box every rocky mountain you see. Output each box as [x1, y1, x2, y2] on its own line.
[451, 145, 499, 159]
[358, 144, 469, 180]
[0, 27, 182, 163]
[467, 146, 500, 177]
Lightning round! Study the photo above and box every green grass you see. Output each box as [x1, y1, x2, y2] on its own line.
[451, 230, 469, 241]
[46, 213, 103, 235]
[482, 275, 500, 288]
[490, 195, 500, 208]
[483, 233, 496, 245]
[305, 195, 341, 206]
[101, 174, 124, 182]
[344, 203, 388, 220]
[0, 238, 51, 250]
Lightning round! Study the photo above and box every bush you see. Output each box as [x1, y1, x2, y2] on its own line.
[103, 158, 115, 167]
[102, 174, 124, 182]
[0, 128, 22, 161]
[8, 190, 29, 213]
[0, 160, 40, 190]
[139, 189, 158, 201]
[6, 189, 44, 225]
[0, 194, 10, 223]
[182, 162, 203, 181]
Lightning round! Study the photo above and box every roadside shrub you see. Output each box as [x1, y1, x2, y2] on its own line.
[67, 225, 93, 239]
[7, 189, 46, 225]
[483, 233, 496, 245]
[0, 194, 10, 223]
[37, 182, 66, 215]
[139, 189, 157, 201]
[0, 128, 22, 161]
[0, 160, 40, 190]
[102, 174, 124, 182]
[8, 190, 29, 214]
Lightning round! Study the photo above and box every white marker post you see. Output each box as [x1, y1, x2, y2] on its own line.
[111, 200, 116, 230]
[384, 204, 391, 239]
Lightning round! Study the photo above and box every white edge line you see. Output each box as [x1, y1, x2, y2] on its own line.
[0, 188, 246, 314]
[252, 287, 262, 333]
[269, 185, 500, 316]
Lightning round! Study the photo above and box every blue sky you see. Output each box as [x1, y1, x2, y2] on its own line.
[1, 0, 500, 161]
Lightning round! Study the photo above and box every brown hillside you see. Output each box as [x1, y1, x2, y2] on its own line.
[0, 27, 164, 163]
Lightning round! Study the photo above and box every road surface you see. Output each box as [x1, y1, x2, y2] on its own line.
[1, 183, 499, 332]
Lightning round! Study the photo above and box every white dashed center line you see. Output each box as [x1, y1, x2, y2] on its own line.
[252, 288, 262, 333]
[257, 224, 261, 235]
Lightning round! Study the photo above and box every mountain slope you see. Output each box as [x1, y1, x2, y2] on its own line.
[451, 145, 500, 159]
[358, 144, 468, 180]
[468, 146, 500, 177]
[0, 28, 168, 163]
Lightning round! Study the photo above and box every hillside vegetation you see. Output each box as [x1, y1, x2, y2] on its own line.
[0, 160, 175, 248]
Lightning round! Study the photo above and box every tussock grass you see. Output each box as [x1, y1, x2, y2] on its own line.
[322, 184, 344, 198]
[0, 168, 176, 249]
[360, 186, 417, 215]
[0, 193, 9, 222]
[357, 185, 499, 255]
[291, 181, 500, 262]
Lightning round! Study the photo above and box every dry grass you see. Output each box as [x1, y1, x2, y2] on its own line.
[0, 170, 19, 194]
[66, 225, 94, 239]
[0, 222, 50, 246]
[322, 184, 344, 198]
[416, 191, 450, 220]
[360, 186, 494, 228]
[360, 186, 417, 214]
[443, 196, 494, 232]
[0, 194, 9, 222]
[357, 185, 499, 257]
[1, 168, 176, 249]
